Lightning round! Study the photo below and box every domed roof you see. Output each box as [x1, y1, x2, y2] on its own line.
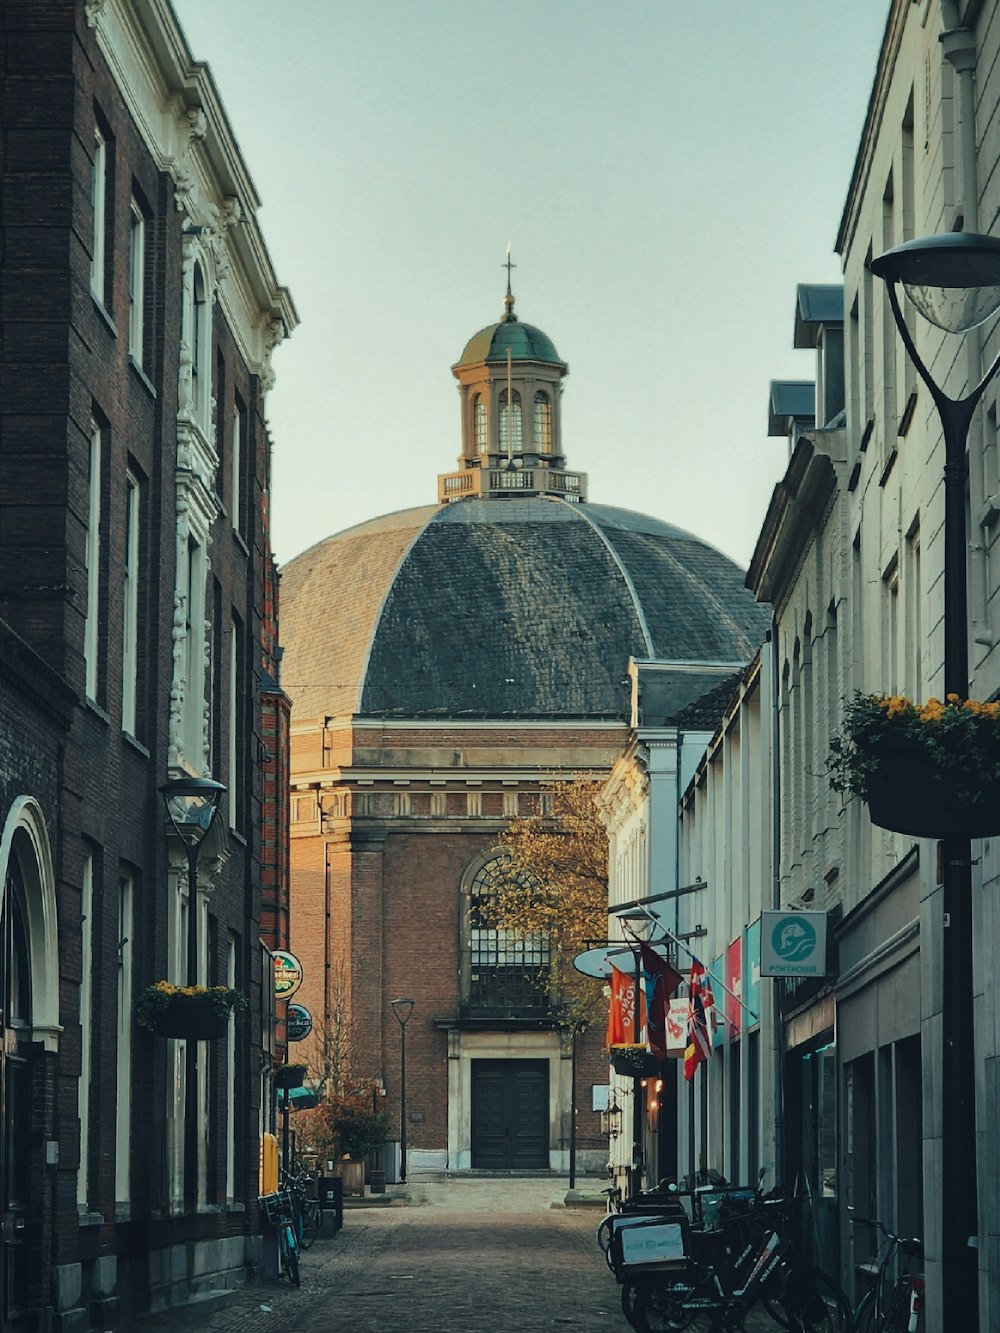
[280, 499, 769, 721]
[456, 317, 564, 368]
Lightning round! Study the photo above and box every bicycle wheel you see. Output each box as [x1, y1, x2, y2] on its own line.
[299, 1199, 319, 1250]
[621, 1280, 642, 1329]
[780, 1266, 851, 1333]
[597, 1214, 615, 1253]
[280, 1224, 301, 1287]
[634, 1279, 716, 1332]
[848, 1289, 876, 1333]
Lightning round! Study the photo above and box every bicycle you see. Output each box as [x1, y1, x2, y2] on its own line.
[259, 1189, 301, 1286]
[285, 1168, 320, 1250]
[848, 1216, 923, 1332]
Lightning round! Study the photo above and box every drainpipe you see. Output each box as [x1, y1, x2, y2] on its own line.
[941, 12, 992, 650]
[768, 623, 784, 1185]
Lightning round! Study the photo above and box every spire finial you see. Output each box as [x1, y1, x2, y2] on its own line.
[502, 243, 517, 321]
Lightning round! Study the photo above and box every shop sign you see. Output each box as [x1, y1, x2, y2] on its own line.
[665, 997, 688, 1057]
[286, 1002, 313, 1042]
[272, 949, 304, 999]
[711, 954, 725, 1048]
[760, 911, 828, 977]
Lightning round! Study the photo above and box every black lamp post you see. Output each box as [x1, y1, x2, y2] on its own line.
[871, 231, 1000, 1332]
[159, 774, 226, 1214]
[617, 909, 656, 1198]
[391, 997, 414, 1185]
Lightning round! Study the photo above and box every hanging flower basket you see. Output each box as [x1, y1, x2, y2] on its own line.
[828, 693, 1000, 838]
[274, 1063, 307, 1090]
[609, 1043, 660, 1077]
[136, 982, 248, 1041]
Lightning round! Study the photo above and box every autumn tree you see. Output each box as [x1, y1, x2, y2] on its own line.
[492, 777, 609, 1032]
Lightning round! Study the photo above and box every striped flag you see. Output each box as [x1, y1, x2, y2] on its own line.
[683, 960, 714, 1081]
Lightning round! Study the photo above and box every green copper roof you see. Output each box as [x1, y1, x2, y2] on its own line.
[456, 317, 564, 368]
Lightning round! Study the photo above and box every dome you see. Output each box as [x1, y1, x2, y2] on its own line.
[280, 498, 769, 721]
[456, 318, 564, 368]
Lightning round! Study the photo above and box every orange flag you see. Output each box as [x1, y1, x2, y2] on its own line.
[607, 964, 646, 1049]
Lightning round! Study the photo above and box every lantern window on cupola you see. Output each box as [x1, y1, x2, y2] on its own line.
[474, 395, 488, 454]
[499, 389, 523, 453]
[534, 392, 552, 453]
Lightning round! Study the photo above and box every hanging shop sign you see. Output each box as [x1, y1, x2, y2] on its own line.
[665, 997, 688, 1057]
[286, 1002, 313, 1042]
[760, 911, 828, 978]
[272, 949, 304, 999]
[744, 919, 761, 1021]
[725, 937, 743, 1037]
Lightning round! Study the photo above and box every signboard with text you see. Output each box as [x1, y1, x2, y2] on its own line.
[272, 949, 304, 999]
[760, 911, 828, 978]
[286, 1002, 313, 1041]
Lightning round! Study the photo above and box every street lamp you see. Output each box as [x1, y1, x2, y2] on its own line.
[871, 230, 1000, 1331]
[159, 774, 226, 1213]
[616, 909, 656, 1198]
[391, 997, 414, 1186]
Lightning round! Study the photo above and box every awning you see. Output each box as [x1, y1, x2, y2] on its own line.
[278, 1085, 318, 1111]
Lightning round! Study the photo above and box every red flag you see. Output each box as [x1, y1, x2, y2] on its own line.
[683, 960, 714, 1081]
[607, 964, 645, 1049]
[637, 940, 682, 1060]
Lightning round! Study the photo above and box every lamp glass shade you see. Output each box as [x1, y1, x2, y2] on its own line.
[617, 910, 655, 942]
[871, 232, 1000, 333]
[159, 775, 226, 849]
[391, 997, 415, 1026]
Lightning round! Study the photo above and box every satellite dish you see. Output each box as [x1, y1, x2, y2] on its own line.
[572, 945, 636, 978]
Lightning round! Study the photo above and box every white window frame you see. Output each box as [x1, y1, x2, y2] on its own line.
[115, 874, 134, 1206]
[231, 401, 243, 533]
[127, 202, 145, 363]
[185, 538, 206, 765]
[85, 423, 102, 700]
[122, 471, 140, 735]
[191, 262, 211, 430]
[90, 128, 106, 303]
[228, 618, 239, 829]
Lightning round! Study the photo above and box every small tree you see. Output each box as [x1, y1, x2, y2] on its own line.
[295, 1082, 392, 1162]
[494, 778, 608, 1033]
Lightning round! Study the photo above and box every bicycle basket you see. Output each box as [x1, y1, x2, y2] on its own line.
[259, 1190, 293, 1226]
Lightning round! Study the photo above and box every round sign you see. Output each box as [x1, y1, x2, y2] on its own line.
[273, 948, 304, 999]
[770, 916, 817, 963]
[287, 1002, 313, 1042]
[572, 945, 636, 978]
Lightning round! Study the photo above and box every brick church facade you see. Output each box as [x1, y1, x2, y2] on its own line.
[280, 282, 768, 1177]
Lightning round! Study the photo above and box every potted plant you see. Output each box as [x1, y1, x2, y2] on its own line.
[609, 1042, 660, 1078]
[136, 981, 248, 1040]
[322, 1084, 393, 1195]
[275, 1062, 308, 1090]
[828, 692, 1000, 837]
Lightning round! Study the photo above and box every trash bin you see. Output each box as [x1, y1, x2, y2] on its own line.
[318, 1174, 343, 1233]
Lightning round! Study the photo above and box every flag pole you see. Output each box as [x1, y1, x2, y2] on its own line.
[620, 917, 758, 1025]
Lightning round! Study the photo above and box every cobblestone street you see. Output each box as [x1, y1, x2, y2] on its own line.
[124, 1179, 793, 1333]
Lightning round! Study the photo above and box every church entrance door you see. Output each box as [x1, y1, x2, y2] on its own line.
[471, 1060, 548, 1170]
[0, 864, 30, 1331]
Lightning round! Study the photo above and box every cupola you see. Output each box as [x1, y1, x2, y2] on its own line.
[438, 257, 586, 504]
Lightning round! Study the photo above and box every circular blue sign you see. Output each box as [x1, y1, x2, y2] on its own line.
[771, 916, 817, 963]
[286, 1002, 313, 1042]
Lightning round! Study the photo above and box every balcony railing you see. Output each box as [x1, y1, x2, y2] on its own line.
[438, 465, 587, 504]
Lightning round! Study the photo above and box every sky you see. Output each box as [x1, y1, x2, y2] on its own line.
[171, 0, 890, 572]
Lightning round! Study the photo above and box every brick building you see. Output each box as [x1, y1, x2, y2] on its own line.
[280, 283, 767, 1178]
[0, 1, 295, 1326]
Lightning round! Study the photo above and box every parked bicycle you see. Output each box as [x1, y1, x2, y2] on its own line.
[848, 1216, 923, 1332]
[284, 1168, 321, 1250]
[612, 1190, 850, 1333]
[258, 1189, 301, 1286]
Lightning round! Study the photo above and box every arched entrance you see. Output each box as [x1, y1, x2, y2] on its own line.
[0, 799, 59, 1332]
[0, 858, 30, 1327]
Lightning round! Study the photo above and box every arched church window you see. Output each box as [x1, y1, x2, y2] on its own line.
[474, 395, 488, 454]
[464, 854, 549, 1015]
[534, 392, 552, 452]
[498, 389, 523, 454]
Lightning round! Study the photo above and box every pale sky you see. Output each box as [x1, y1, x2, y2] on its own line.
[171, 0, 890, 572]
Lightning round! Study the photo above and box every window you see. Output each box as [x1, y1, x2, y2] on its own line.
[905, 526, 922, 700]
[90, 127, 107, 303]
[191, 262, 211, 428]
[185, 538, 206, 765]
[85, 422, 103, 701]
[122, 470, 140, 735]
[232, 395, 246, 534]
[127, 201, 145, 362]
[228, 615, 241, 829]
[464, 855, 549, 1015]
[883, 559, 899, 694]
[77, 850, 95, 1210]
[498, 389, 522, 454]
[116, 873, 134, 1205]
[474, 395, 488, 455]
[226, 933, 237, 1201]
[533, 392, 552, 453]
